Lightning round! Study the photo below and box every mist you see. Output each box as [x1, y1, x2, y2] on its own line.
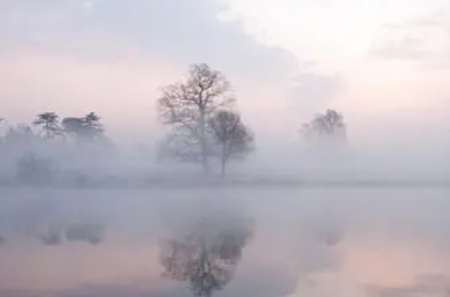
[1, 0, 450, 297]
[0, 188, 449, 297]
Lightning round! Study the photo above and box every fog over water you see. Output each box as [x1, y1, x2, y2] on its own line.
[0, 188, 448, 297]
[2, 0, 450, 296]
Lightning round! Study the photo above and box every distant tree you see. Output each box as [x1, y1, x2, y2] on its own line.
[62, 117, 83, 138]
[4, 124, 35, 145]
[83, 112, 104, 140]
[300, 109, 346, 144]
[62, 112, 105, 142]
[15, 152, 55, 185]
[209, 110, 254, 177]
[157, 63, 235, 174]
[33, 112, 63, 139]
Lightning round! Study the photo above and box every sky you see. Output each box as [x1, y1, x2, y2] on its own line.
[1, 0, 450, 148]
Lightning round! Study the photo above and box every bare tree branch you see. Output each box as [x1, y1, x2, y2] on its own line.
[209, 110, 254, 177]
[300, 108, 347, 145]
[157, 63, 235, 173]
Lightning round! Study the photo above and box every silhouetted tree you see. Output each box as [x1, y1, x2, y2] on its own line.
[209, 110, 254, 177]
[33, 112, 63, 139]
[62, 117, 83, 138]
[83, 112, 104, 140]
[158, 63, 235, 174]
[160, 214, 254, 297]
[301, 109, 346, 144]
[62, 112, 105, 142]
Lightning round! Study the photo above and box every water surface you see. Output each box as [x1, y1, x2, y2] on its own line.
[0, 187, 448, 297]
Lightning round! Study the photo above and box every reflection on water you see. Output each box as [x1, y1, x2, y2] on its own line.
[0, 188, 449, 297]
[367, 274, 450, 297]
[41, 227, 63, 245]
[160, 210, 254, 296]
[65, 223, 105, 245]
[40, 224, 106, 246]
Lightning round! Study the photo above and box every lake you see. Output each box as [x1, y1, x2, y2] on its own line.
[0, 187, 448, 297]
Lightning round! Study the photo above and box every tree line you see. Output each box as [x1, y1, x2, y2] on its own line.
[156, 63, 345, 175]
[0, 112, 107, 143]
[0, 63, 346, 181]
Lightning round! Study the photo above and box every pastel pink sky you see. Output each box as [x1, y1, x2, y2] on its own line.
[1, 0, 450, 147]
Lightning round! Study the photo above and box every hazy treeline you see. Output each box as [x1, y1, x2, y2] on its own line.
[0, 63, 346, 186]
[0, 111, 116, 186]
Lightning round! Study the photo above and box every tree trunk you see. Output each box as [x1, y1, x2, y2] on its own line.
[220, 158, 226, 178]
[199, 108, 209, 175]
[220, 144, 227, 178]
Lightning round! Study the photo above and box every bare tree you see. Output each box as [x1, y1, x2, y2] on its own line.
[209, 110, 254, 177]
[300, 109, 346, 144]
[33, 112, 63, 139]
[157, 63, 235, 174]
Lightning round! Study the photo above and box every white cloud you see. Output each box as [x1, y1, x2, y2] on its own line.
[0, 0, 303, 142]
[370, 6, 450, 64]
[0, 0, 298, 84]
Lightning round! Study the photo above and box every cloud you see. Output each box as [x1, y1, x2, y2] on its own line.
[0, 0, 297, 84]
[0, 0, 309, 140]
[287, 68, 342, 118]
[370, 6, 450, 65]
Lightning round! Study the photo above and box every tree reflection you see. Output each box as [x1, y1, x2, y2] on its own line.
[160, 212, 254, 297]
[65, 223, 105, 245]
[40, 223, 105, 246]
[40, 227, 64, 246]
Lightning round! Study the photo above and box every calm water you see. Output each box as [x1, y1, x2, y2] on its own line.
[0, 187, 449, 297]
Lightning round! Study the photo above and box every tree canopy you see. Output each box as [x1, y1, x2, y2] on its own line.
[157, 63, 236, 174]
[209, 110, 254, 177]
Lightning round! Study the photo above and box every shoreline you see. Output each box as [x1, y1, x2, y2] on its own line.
[1, 178, 450, 189]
